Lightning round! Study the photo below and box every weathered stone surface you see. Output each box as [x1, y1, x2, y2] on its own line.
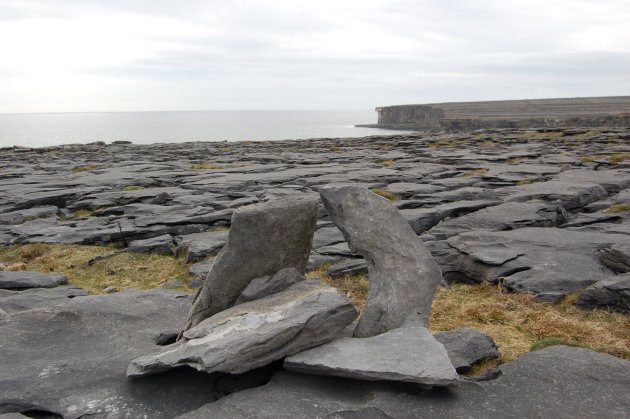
[0, 271, 68, 290]
[181, 346, 630, 418]
[428, 201, 563, 240]
[127, 233, 174, 255]
[176, 230, 229, 262]
[284, 326, 459, 386]
[600, 243, 630, 273]
[235, 267, 304, 304]
[575, 274, 630, 313]
[443, 228, 626, 298]
[0, 286, 88, 314]
[128, 280, 358, 377]
[434, 327, 501, 373]
[183, 196, 319, 331]
[0, 289, 226, 418]
[401, 200, 501, 234]
[0, 206, 58, 225]
[320, 185, 443, 337]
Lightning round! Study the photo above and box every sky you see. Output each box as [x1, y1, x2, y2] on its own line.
[0, 0, 629, 113]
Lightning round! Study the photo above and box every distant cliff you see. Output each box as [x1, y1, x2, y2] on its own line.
[359, 96, 630, 132]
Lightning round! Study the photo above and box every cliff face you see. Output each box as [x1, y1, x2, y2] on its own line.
[366, 96, 630, 132]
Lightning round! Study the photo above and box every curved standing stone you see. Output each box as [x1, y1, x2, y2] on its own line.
[182, 196, 318, 332]
[319, 185, 443, 338]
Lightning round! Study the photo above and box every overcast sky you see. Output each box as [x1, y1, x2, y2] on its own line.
[0, 0, 629, 113]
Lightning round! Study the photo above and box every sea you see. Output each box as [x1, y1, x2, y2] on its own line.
[0, 110, 414, 148]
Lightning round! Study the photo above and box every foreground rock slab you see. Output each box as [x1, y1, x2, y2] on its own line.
[0, 271, 68, 290]
[128, 280, 358, 377]
[576, 273, 630, 313]
[434, 327, 501, 373]
[284, 326, 458, 386]
[0, 289, 224, 418]
[183, 196, 319, 331]
[319, 185, 443, 337]
[180, 346, 630, 418]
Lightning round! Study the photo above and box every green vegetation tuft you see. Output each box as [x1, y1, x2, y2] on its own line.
[606, 203, 630, 214]
[370, 188, 399, 201]
[192, 162, 224, 170]
[530, 337, 585, 352]
[122, 185, 145, 191]
[378, 159, 395, 167]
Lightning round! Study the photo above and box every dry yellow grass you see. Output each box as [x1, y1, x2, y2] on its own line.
[0, 243, 193, 294]
[308, 266, 629, 365]
[369, 188, 399, 202]
[462, 168, 489, 177]
[72, 165, 99, 173]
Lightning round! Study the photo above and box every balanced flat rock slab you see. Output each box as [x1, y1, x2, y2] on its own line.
[182, 195, 319, 331]
[128, 280, 358, 377]
[0, 271, 68, 290]
[284, 326, 459, 386]
[181, 346, 630, 418]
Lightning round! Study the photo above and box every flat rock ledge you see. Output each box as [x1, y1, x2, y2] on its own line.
[0, 271, 68, 290]
[284, 326, 459, 386]
[127, 280, 358, 377]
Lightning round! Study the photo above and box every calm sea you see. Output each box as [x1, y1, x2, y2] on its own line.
[0, 110, 413, 148]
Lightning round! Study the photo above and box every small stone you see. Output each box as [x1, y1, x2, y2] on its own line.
[434, 327, 501, 373]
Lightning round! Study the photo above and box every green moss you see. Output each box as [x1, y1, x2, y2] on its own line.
[606, 204, 630, 214]
[191, 162, 224, 170]
[530, 337, 586, 352]
[122, 185, 145, 191]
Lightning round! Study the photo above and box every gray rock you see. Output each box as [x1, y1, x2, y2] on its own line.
[0, 206, 58, 225]
[505, 180, 607, 210]
[0, 289, 225, 418]
[183, 196, 319, 331]
[189, 258, 215, 278]
[576, 274, 630, 313]
[600, 243, 630, 273]
[320, 185, 443, 337]
[127, 280, 358, 377]
[176, 231, 229, 262]
[0, 271, 68, 290]
[428, 201, 563, 240]
[434, 327, 501, 373]
[127, 233, 174, 255]
[313, 226, 346, 249]
[307, 253, 342, 270]
[284, 326, 459, 386]
[316, 242, 355, 257]
[235, 267, 304, 304]
[181, 346, 630, 418]
[0, 286, 88, 314]
[443, 228, 626, 298]
[400, 200, 501, 234]
[327, 259, 368, 278]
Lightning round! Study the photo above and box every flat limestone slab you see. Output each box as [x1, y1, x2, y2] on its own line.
[284, 326, 459, 386]
[128, 280, 358, 377]
[0, 271, 68, 290]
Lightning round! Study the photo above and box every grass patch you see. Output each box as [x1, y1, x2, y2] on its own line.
[72, 165, 99, 173]
[307, 265, 369, 308]
[431, 283, 629, 363]
[72, 209, 93, 218]
[122, 185, 145, 191]
[370, 188, 398, 201]
[207, 225, 231, 232]
[515, 179, 541, 186]
[607, 203, 630, 214]
[378, 159, 395, 167]
[609, 153, 629, 164]
[0, 243, 193, 294]
[462, 168, 489, 177]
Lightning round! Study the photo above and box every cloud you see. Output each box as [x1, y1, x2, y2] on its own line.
[0, 0, 628, 112]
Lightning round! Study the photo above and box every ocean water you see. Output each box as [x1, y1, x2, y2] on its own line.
[0, 110, 413, 148]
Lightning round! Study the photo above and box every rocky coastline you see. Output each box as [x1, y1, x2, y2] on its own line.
[1, 126, 629, 418]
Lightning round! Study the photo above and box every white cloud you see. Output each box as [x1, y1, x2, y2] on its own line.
[0, 0, 628, 112]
